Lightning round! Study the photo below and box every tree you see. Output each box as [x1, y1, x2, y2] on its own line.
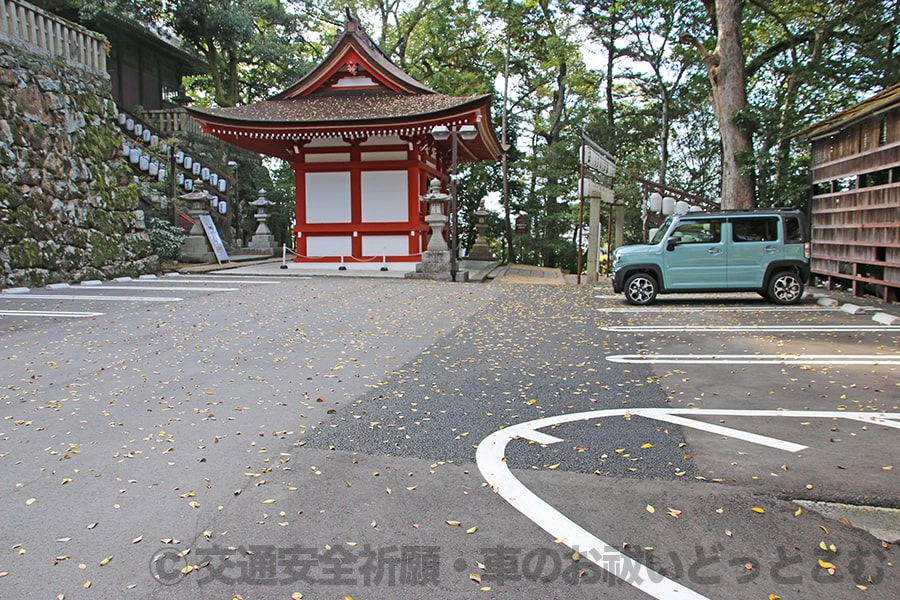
[679, 0, 755, 208]
[172, 0, 310, 107]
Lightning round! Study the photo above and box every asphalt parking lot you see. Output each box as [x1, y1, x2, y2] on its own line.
[0, 273, 897, 599]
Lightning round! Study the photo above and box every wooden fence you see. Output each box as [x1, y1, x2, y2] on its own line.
[0, 0, 107, 73]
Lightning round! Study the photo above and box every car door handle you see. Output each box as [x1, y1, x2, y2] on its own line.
[764, 246, 778, 252]
[708, 248, 722, 255]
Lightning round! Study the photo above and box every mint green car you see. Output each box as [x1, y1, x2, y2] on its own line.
[612, 209, 810, 305]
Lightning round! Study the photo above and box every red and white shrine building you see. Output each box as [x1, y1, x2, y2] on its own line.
[187, 14, 502, 267]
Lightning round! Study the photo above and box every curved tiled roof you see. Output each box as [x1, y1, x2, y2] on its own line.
[188, 91, 491, 125]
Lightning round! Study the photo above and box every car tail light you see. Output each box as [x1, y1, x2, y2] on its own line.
[804, 242, 810, 259]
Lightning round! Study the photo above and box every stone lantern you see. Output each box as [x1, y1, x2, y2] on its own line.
[248, 189, 278, 255]
[180, 183, 216, 262]
[421, 177, 449, 251]
[468, 198, 493, 260]
[406, 178, 468, 281]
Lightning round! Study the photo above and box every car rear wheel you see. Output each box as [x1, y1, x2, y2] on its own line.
[624, 273, 658, 305]
[767, 271, 804, 305]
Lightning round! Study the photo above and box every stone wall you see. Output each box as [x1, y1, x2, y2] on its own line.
[0, 37, 158, 288]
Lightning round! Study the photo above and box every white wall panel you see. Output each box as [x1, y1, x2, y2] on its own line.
[305, 172, 351, 223]
[361, 170, 408, 223]
[307, 236, 352, 257]
[362, 235, 409, 257]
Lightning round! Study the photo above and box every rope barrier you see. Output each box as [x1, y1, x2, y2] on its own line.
[280, 244, 423, 270]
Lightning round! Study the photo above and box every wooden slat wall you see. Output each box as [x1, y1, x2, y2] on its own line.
[809, 104, 900, 301]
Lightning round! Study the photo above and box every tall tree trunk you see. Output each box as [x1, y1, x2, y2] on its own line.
[698, 0, 755, 208]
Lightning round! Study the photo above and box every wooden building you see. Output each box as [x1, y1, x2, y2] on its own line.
[187, 12, 502, 266]
[797, 84, 900, 301]
[91, 11, 206, 113]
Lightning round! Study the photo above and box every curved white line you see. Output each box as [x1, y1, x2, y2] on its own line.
[476, 408, 900, 599]
[476, 409, 710, 599]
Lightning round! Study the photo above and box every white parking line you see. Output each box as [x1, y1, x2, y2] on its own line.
[477, 408, 900, 599]
[2, 294, 183, 303]
[602, 325, 896, 332]
[0, 309, 105, 318]
[606, 354, 900, 365]
[597, 306, 834, 313]
[138, 278, 287, 284]
[99, 285, 240, 292]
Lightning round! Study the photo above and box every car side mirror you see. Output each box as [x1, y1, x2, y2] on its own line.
[666, 239, 678, 251]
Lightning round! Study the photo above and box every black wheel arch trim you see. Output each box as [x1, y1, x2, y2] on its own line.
[614, 264, 665, 292]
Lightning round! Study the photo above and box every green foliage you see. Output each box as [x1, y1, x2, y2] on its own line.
[148, 217, 185, 261]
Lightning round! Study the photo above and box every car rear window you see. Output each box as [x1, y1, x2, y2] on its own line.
[783, 216, 806, 243]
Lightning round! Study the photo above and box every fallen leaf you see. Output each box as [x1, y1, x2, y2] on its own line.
[25, 498, 36, 506]
[446, 520, 461, 527]
[188, 501, 200, 509]
[262, 499, 277, 505]
[751, 507, 766, 514]
[839, 517, 853, 527]
[641, 443, 654, 449]
[99, 556, 112, 567]
[646, 505, 655, 514]
[291, 593, 303, 600]
[466, 526, 478, 534]
[666, 508, 682, 518]
[469, 572, 482, 584]
[818, 558, 835, 570]
[131, 536, 143, 544]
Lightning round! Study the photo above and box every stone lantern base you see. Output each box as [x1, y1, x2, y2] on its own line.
[181, 234, 216, 263]
[405, 250, 469, 281]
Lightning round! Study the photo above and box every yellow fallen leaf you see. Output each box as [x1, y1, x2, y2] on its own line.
[641, 443, 654, 449]
[99, 556, 112, 566]
[83, 581, 91, 589]
[262, 499, 277, 505]
[751, 507, 765, 514]
[646, 504, 655, 514]
[469, 572, 482, 584]
[131, 536, 143, 544]
[666, 508, 682, 518]
[882, 465, 893, 471]
[188, 501, 200, 509]
[466, 526, 478, 534]
[446, 520, 461, 527]
[291, 593, 303, 600]
[818, 558, 835, 570]
[794, 507, 803, 517]
[25, 498, 36, 506]
[546, 464, 560, 470]
[768, 595, 781, 600]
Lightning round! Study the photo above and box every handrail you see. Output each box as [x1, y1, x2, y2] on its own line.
[0, 0, 108, 74]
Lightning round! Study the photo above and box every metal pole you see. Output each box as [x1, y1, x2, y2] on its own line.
[577, 141, 585, 285]
[450, 129, 458, 282]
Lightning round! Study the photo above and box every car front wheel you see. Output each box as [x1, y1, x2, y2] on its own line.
[767, 271, 804, 305]
[624, 273, 658, 305]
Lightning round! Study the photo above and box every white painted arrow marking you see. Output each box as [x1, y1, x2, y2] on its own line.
[477, 408, 900, 599]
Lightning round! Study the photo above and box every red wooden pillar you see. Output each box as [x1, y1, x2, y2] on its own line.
[292, 160, 306, 261]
